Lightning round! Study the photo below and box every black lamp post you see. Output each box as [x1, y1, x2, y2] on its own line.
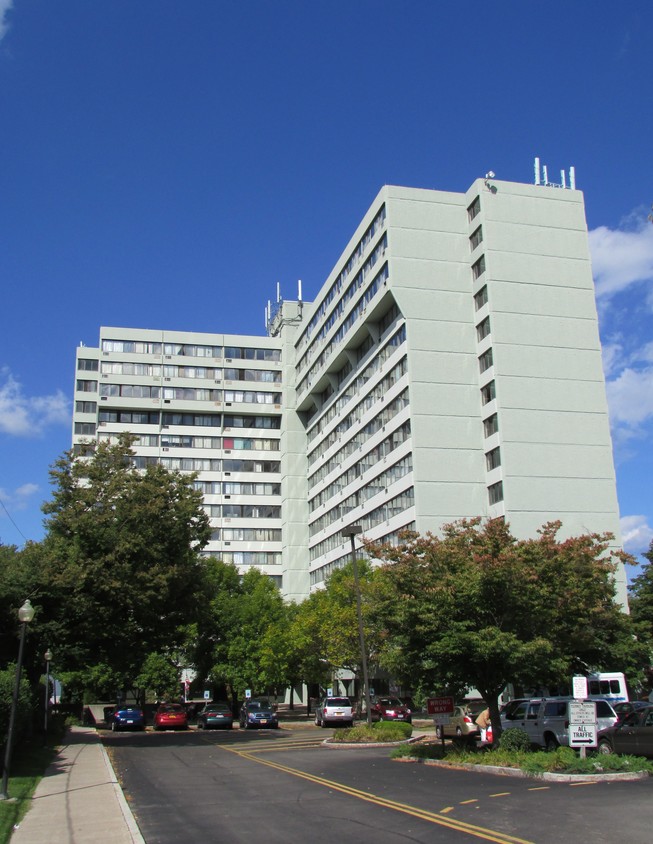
[0, 599, 35, 801]
[342, 525, 372, 725]
[44, 649, 52, 737]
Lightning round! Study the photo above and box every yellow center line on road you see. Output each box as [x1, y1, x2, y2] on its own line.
[219, 745, 534, 844]
[460, 799, 479, 804]
[527, 787, 550, 792]
[569, 781, 599, 787]
[489, 793, 511, 798]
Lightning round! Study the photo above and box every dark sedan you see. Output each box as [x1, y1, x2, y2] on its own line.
[239, 699, 279, 729]
[197, 701, 234, 730]
[597, 704, 653, 757]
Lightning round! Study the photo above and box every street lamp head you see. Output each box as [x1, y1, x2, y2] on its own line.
[342, 524, 363, 539]
[44, 649, 53, 662]
[18, 600, 35, 624]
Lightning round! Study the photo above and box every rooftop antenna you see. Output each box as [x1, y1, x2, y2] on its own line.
[534, 157, 541, 185]
[569, 166, 576, 190]
[298, 279, 302, 302]
[276, 282, 281, 303]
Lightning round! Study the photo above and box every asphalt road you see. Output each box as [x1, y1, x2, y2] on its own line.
[103, 727, 653, 844]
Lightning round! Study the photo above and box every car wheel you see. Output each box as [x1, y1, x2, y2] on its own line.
[456, 727, 463, 737]
[435, 726, 443, 739]
[111, 721, 117, 732]
[315, 713, 320, 726]
[597, 739, 614, 755]
[321, 718, 328, 728]
[544, 734, 559, 751]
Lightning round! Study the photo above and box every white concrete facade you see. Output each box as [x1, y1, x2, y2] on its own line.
[71, 176, 627, 606]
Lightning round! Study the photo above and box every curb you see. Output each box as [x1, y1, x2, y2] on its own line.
[99, 737, 146, 842]
[397, 757, 650, 782]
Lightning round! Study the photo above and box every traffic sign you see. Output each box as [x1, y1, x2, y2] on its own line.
[434, 714, 451, 725]
[569, 724, 597, 747]
[572, 675, 588, 700]
[569, 701, 597, 724]
[427, 696, 455, 715]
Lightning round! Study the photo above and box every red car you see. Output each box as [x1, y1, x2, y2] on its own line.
[369, 696, 412, 723]
[153, 703, 188, 731]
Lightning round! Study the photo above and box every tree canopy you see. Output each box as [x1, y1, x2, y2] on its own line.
[369, 518, 640, 737]
[37, 434, 211, 697]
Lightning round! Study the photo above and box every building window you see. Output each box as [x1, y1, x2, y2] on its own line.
[74, 422, 96, 436]
[484, 414, 498, 437]
[76, 380, 97, 393]
[75, 401, 97, 413]
[472, 255, 486, 280]
[474, 285, 488, 311]
[479, 348, 493, 373]
[77, 359, 99, 371]
[486, 447, 501, 471]
[468, 196, 481, 221]
[476, 317, 491, 341]
[488, 481, 504, 505]
[480, 381, 496, 405]
[470, 226, 483, 251]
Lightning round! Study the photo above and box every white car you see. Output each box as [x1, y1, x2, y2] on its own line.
[315, 696, 354, 728]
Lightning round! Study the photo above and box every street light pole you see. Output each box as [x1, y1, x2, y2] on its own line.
[44, 650, 52, 738]
[0, 600, 35, 801]
[342, 525, 372, 726]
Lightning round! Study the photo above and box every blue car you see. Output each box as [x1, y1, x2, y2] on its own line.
[109, 705, 146, 731]
[239, 699, 279, 730]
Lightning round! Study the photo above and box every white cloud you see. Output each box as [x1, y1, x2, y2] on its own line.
[620, 515, 653, 556]
[0, 1, 13, 43]
[0, 369, 70, 437]
[606, 366, 653, 428]
[0, 483, 39, 514]
[589, 218, 653, 300]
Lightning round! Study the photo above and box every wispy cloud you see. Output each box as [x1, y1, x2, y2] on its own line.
[620, 515, 653, 556]
[589, 215, 653, 300]
[0, 483, 39, 514]
[0, 369, 70, 437]
[0, 1, 13, 43]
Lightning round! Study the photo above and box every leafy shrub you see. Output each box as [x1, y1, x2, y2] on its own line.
[372, 720, 413, 740]
[391, 742, 443, 759]
[0, 666, 33, 744]
[331, 720, 412, 743]
[498, 727, 531, 752]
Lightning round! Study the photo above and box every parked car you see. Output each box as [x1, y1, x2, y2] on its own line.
[197, 701, 234, 730]
[108, 705, 146, 732]
[369, 696, 412, 724]
[435, 705, 478, 739]
[502, 697, 618, 750]
[239, 699, 279, 730]
[612, 700, 650, 723]
[153, 703, 188, 731]
[597, 705, 653, 757]
[314, 696, 354, 728]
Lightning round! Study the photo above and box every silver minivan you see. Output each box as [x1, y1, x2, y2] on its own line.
[315, 696, 354, 728]
[502, 697, 618, 749]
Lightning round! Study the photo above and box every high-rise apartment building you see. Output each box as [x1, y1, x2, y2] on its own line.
[72, 174, 628, 606]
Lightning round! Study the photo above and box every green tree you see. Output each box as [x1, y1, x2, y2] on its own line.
[371, 519, 638, 740]
[291, 561, 383, 707]
[37, 434, 211, 699]
[135, 653, 181, 702]
[628, 543, 653, 693]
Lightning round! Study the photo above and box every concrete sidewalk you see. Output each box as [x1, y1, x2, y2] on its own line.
[11, 726, 144, 844]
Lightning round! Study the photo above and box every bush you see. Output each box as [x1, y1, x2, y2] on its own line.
[331, 720, 412, 743]
[372, 720, 413, 740]
[498, 727, 531, 753]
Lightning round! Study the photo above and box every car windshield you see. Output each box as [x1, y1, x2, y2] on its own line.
[247, 702, 270, 711]
[378, 698, 403, 706]
[325, 698, 350, 706]
[160, 705, 183, 713]
[206, 704, 230, 712]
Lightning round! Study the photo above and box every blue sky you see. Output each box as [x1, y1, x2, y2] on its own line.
[1, 1, 652, 580]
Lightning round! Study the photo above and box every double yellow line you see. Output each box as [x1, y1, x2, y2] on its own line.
[226, 745, 534, 844]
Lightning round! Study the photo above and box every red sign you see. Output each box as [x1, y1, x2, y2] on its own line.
[427, 696, 455, 715]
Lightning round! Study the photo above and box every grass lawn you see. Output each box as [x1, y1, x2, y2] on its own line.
[0, 738, 56, 844]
